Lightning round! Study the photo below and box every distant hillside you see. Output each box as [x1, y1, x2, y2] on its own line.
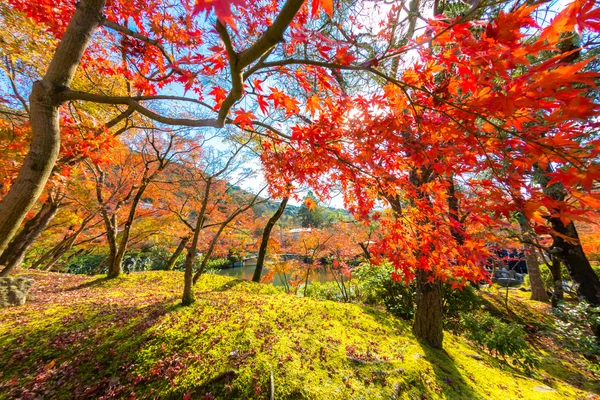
[228, 184, 349, 224]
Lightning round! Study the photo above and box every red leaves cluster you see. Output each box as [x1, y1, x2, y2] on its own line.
[261, 0, 600, 286]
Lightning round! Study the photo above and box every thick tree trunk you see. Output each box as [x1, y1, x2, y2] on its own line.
[166, 236, 189, 271]
[412, 270, 444, 348]
[550, 218, 600, 306]
[0, 0, 106, 253]
[518, 217, 549, 302]
[548, 255, 564, 308]
[253, 196, 288, 283]
[0, 198, 60, 276]
[537, 165, 600, 306]
[446, 176, 465, 245]
[525, 249, 548, 302]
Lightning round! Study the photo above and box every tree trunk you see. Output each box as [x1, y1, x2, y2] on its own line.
[253, 196, 288, 283]
[182, 224, 202, 306]
[192, 192, 265, 284]
[536, 164, 600, 306]
[182, 179, 212, 306]
[107, 181, 150, 278]
[358, 242, 371, 260]
[166, 236, 189, 271]
[192, 219, 229, 283]
[548, 255, 564, 308]
[525, 249, 548, 302]
[0, 0, 106, 253]
[412, 270, 444, 348]
[103, 212, 120, 278]
[518, 217, 549, 302]
[0, 198, 61, 276]
[31, 213, 93, 271]
[550, 218, 600, 306]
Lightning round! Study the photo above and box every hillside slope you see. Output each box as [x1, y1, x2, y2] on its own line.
[0, 271, 598, 399]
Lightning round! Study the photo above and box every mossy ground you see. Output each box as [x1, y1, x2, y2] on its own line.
[0, 270, 598, 399]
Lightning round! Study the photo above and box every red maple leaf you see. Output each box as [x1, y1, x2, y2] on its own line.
[192, 0, 247, 29]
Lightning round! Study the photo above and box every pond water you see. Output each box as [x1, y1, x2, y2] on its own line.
[216, 264, 337, 287]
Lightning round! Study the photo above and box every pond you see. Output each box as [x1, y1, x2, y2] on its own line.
[216, 263, 337, 287]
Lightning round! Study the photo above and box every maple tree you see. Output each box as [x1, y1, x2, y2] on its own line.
[0, 0, 335, 254]
[83, 128, 191, 278]
[259, 0, 600, 346]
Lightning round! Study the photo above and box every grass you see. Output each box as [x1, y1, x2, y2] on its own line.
[0, 270, 598, 399]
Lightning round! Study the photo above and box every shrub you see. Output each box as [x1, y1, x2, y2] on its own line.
[204, 258, 230, 270]
[64, 254, 106, 275]
[460, 311, 538, 374]
[550, 301, 600, 372]
[352, 262, 415, 320]
[443, 283, 480, 317]
[304, 281, 345, 301]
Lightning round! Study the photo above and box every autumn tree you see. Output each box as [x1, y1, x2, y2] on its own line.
[0, 0, 340, 254]
[0, 3, 135, 274]
[157, 139, 266, 305]
[261, 0, 600, 346]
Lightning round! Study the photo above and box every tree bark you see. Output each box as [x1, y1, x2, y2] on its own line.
[107, 180, 150, 278]
[548, 254, 564, 308]
[192, 191, 265, 284]
[412, 270, 444, 348]
[32, 214, 93, 271]
[165, 236, 189, 271]
[182, 179, 211, 306]
[535, 163, 600, 307]
[253, 196, 288, 283]
[102, 210, 120, 278]
[550, 218, 600, 305]
[518, 217, 549, 302]
[0, 197, 61, 276]
[0, 0, 106, 253]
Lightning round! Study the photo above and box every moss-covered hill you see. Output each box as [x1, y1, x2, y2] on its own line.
[0, 271, 598, 399]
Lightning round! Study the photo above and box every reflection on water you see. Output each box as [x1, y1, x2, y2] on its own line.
[216, 264, 336, 287]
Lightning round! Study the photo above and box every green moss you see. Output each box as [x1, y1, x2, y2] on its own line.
[0, 271, 598, 399]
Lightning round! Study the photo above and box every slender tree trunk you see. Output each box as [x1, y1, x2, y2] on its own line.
[358, 242, 371, 260]
[182, 219, 202, 306]
[107, 181, 150, 277]
[412, 270, 444, 348]
[166, 236, 189, 271]
[182, 179, 211, 306]
[518, 217, 549, 302]
[548, 255, 564, 308]
[0, 198, 61, 276]
[192, 193, 265, 284]
[253, 196, 288, 283]
[192, 217, 231, 282]
[103, 211, 120, 278]
[30, 213, 93, 270]
[43, 218, 92, 271]
[0, 0, 106, 253]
